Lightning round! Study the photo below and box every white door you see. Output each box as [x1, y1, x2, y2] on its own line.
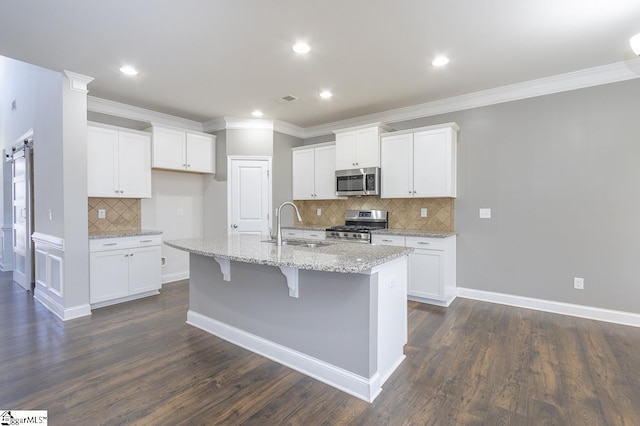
[381, 133, 413, 198]
[313, 145, 337, 199]
[186, 133, 215, 173]
[292, 148, 315, 200]
[118, 131, 151, 198]
[228, 157, 271, 236]
[11, 136, 34, 291]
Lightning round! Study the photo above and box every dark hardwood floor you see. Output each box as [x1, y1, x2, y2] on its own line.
[1, 270, 639, 425]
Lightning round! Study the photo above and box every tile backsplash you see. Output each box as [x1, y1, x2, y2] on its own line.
[88, 197, 141, 234]
[294, 197, 454, 231]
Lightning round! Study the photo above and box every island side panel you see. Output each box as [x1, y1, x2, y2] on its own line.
[188, 253, 374, 377]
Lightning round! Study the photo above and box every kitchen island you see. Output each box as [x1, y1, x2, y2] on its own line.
[165, 235, 412, 402]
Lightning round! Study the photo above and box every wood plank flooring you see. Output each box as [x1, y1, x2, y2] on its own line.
[1, 270, 639, 425]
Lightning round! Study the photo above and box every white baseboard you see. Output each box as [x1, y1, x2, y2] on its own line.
[457, 287, 640, 328]
[187, 310, 381, 403]
[162, 271, 189, 284]
[34, 288, 91, 321]
[91, 290, 160, 309]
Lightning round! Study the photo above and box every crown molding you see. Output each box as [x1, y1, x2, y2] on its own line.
[273, 120, 305, 139]
[63, 70, 94, 93]
[87, 96, 203, 131]
[301, 58, 640, 138]
[202, 116, 275, 132]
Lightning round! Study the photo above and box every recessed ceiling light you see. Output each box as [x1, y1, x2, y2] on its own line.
[252, 110, 264, 117]
[319, 91, 333, 99]
[292, 42, 311, 54]
[431, 56, 450, 67]
[631, 33, 640, 56]
[119, 65, 138, 76]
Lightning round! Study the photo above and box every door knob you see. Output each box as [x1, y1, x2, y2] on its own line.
[232, 224, 238, 228]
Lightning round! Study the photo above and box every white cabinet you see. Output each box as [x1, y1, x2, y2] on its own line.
[381, 123, 458, 198]
[280, 228, 326, 240]
[334, 123, 390, 170]
[87, 124, 151, 198]
[149, 125, 216, 173]
[89, 235, 162, 307]
[292, 143, 341, 200]
[371, 233, 456, 306]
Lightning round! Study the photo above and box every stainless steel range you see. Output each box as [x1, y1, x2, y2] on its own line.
[326, 210, 388, 243]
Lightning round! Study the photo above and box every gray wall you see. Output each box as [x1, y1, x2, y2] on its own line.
[273, 132, 303, 227]
[378, 78, 640, 314]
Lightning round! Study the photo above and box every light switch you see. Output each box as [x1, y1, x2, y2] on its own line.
[177, 208, 184, 217]
[479, 208, 492, 219]
[98, 209, 106, 219]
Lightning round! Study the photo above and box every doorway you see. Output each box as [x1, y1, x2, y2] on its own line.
[7, 130, 34, 291]
[227, 156, 271, 236]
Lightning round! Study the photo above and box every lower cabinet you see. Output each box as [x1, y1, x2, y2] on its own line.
[90, 235, 162, 307]
[280, 228, 326, 240]
[372, 234, 456, 307]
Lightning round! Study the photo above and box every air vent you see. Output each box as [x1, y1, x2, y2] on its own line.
[273, 95, 298, 104]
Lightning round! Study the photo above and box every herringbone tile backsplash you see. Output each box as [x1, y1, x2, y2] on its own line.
[294, 197, 454, 231]
[88, 198, 141, 234]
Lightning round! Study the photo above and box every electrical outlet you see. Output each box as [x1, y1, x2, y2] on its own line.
[317, 208, 322, 216]
[574, 277, 584, 290]
[479, 208, 492, 219]
[420, 208, 427, 218]
[98, 209, 106, 219]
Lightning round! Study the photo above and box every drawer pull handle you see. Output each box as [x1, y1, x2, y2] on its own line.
[417, 242, 431, 245]
[382, 239, 393, 242]
[140, 239, 153, 243]
[103, 243, 117, 246]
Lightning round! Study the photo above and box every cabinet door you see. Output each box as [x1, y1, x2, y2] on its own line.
[413, 128, 455, 197]
[354, 127, 380, 168]
[186, 133, 215, 173]
[152, 126, 186, 170]
[128, 246, 161, 295]
[292, 148, 316, 200]
[335, 131, 357, 170]
[303, 230, 326, 240]
[408, 249, 444, 301]
[90, 250, 129, 303]
[381, 133, 413, 198]
[87, 127, 118, 197]
[313, 145, 338, 199]
[118, 132, 151, 198]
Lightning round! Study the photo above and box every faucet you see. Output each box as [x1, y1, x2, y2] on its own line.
[276, 201, 302, 246]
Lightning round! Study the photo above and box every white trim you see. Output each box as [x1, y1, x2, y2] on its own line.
[31, 232, 64, 251]
[63, 70, 94, 93]
[34, 288, 91, 321]
[90, 290, 160, 309]
[88, 96, 203, 131]
[302, 58, 640, 138]
[457, 287, 640, 328]
[161, 271, 189, 284]
[273, 120, 305, 138]
[187, 310, 383, 402]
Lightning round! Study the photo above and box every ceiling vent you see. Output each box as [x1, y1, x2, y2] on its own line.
[273, 95, 298, 104]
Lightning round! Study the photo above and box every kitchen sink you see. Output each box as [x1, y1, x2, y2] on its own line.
[262, 239, 333, 248]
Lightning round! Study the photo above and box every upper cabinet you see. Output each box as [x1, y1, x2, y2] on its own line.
[381, 123, 459, 198]
[87, 124, 151, 198]
[292, 143, 341, 200]
[149, 125, 216, 174]
[334, 123, 390, 170]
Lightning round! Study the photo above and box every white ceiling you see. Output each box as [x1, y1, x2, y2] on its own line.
[1, 0, 640, 128]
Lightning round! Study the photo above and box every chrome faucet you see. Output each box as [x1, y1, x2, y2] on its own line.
[276, 201, 302, 246]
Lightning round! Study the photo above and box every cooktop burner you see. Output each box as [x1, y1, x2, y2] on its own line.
[325, 209, 388, 242]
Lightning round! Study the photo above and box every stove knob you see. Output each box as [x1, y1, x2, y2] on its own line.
[352, 233, 360, 238]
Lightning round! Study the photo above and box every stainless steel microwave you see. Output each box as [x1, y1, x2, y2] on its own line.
[336, 167, 380, 196]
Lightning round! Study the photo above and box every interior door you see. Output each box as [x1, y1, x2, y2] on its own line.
[228, 157, 271, 236]
[11, 137, 34, 291]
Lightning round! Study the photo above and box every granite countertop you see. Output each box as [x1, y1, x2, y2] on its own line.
[370, 229, 456, 238]
[89, 229, 163, 239]
[282, 226, 328, 231]
[165, 235, 412, 274]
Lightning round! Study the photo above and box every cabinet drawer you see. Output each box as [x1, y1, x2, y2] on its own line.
[281, 229, 305, 239]
[371, 234, 406, 246]
[405, 236, 446, 251]
[90, 235, 162, 252]
[303, 230, 326, 240]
